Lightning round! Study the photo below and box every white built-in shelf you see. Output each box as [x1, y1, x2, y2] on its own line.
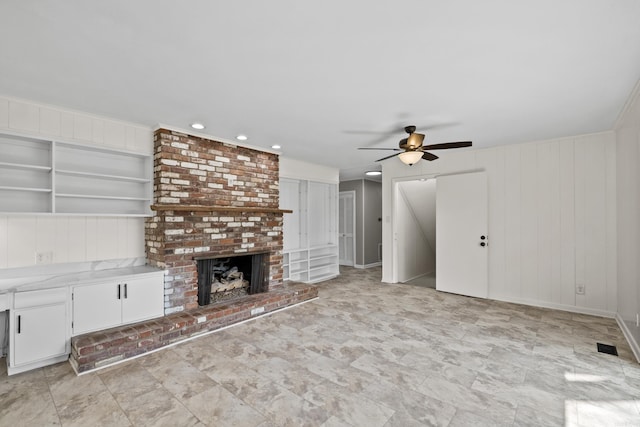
[56, 170, 151, 183]
[309, 261, 336, 272]
[56, 193, 151, 201]
[0, 186, 52, 193]
[281, 177, 338, 283]
[0, 132, 152, 216]
[0, 162, 52, 172]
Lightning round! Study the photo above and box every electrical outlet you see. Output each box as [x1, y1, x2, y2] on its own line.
[575, 284, 585, 295]
[35, 251, 53, 265]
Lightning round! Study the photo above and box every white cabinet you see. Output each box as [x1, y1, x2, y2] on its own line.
[0, 132, 152, 216]
[8, 288, 69, 375]
[72, 275, 164, 336]
[280, 178, 339, 283]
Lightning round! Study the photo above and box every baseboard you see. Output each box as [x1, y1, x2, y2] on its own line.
[615, 313, 640, 363]
[491, 294, 616, 319]
[354, 262, 382, 269]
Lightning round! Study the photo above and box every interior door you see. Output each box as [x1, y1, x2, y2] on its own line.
[436, 171, 488, 298]
[339, 191, 355, 266]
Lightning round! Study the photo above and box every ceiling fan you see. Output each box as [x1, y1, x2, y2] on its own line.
[358, 125, 472, 165]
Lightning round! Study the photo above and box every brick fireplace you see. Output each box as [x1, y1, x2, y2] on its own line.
[145, 129, 288, 314]
[71, 129, 318, 374]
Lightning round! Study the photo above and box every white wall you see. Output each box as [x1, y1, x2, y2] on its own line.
[382, 131, 617, 317]
[398, 179, 437, 255]
[615, 81, 640, 356]
[396, 183, 433, 281]
[280, 157, 339, 184]
[0, 95, 152, 269]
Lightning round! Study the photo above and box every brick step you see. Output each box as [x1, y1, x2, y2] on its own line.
[70, 283, 317, 374]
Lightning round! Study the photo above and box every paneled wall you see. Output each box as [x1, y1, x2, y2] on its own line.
[615, 81, 640, 354]
[0, 95, 152, 269]
[382, 131, 617, 317]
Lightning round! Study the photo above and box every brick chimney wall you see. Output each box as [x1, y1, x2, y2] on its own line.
[145, 129, 283, 314]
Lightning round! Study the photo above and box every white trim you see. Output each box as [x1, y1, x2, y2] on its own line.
[155, 123, 280, 155]
[614, 77, 640, 129]
[71, 296, 319, 376]
[0, 94, 152, 130]
[491, 294, 616, 318]
[615, 313, 640, 363]
[338, 190, 357, 267]
[354, 262, 382, 269]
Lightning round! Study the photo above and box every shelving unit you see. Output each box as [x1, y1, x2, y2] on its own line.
[0, 132, 152, 216]
[0, 134, 53, 213]
[280, 178, 339, 283]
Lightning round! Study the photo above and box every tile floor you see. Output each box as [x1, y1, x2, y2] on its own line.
[1, 266, 639, 426]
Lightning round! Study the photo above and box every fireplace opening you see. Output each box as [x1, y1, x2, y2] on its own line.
[196, 252, 269, 306]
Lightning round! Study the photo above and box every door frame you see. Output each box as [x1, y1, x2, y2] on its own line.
[338, 190, 357, 266]
[391, 170, 486, 284]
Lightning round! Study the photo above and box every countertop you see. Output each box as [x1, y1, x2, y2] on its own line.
[0, 259, 165, 294]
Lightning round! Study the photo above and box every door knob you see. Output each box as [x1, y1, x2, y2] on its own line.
[480, 242, 486, 247]
[480, 235, 486, 240]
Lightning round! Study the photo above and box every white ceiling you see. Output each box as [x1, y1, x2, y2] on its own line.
[1, 1, 640, 180]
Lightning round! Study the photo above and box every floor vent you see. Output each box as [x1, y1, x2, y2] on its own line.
[596, 343, 618, 356]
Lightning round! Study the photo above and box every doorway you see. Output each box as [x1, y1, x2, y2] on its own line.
[338, 191, 356, 266]
[392, 171, 488, 298]
[394, 179, 437, 286]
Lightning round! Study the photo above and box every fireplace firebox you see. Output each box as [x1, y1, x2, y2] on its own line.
[196, 252, 269, 306]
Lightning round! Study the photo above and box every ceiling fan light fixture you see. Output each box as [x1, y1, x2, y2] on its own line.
[398, 151, 423, 166]
[406, 132, 425, 149]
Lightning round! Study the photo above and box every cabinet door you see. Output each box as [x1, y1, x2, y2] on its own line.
[121, 276, 164, 324]
[13, 304, 67, 366]
[73, 281, 122, 335]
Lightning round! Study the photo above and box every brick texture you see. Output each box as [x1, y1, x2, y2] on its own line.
[145, 129, 284, 314]
[70, 282, 318, 373]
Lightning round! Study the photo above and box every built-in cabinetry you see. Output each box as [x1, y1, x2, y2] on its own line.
[280, 178, 339, 283]
[4, 266, 164, 375]
[0, 132, 152, 216]
[9, 288, 68, 374]
[72, 275, 164, 336]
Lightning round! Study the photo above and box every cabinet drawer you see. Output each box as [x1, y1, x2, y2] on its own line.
[14, 287, 67, 309]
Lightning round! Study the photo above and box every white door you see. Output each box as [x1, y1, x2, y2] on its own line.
[72, 281, 122, 335]
[121, 276, 164, 324]
[13, 304, 67, 366]
[436, 171, 488, 298]
[339, 191, 355, 266]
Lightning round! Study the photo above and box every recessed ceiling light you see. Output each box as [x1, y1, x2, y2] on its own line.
[190, 123, 205, 130]
[271, 145, 281, 150]
[236, 134, 248, 141]
[365, 171, 382, 176]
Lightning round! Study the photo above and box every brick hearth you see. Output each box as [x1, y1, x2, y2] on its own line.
[70, 282, 317, 373]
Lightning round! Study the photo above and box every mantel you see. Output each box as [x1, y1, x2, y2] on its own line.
[150, 204, 293, 214]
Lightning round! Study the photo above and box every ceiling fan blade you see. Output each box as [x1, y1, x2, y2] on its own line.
[357, 147, 402, 151]
[420, 122, 460, 131]
[375, 152, 402, 162]
[423, 141, 472, 150]
[422, 151, 439, 161]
